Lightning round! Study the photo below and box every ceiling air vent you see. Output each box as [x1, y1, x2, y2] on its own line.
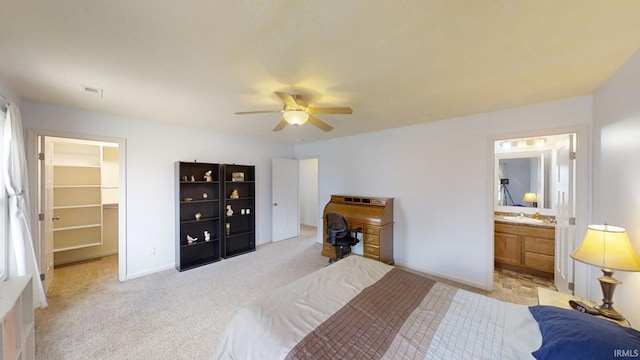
[81, 85, 103, 98]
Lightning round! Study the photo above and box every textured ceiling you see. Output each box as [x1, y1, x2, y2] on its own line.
[1, 1, 639, 144]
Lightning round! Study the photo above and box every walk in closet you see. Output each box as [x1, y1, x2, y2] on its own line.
[48, 137, 119, 265]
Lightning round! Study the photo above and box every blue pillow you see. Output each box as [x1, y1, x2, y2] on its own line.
[529, 305, 640, 360]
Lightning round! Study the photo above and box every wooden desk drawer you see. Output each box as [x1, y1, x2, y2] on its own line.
[363, 253, 380, 260]
[524, 252, 553, 273]
[363, 226, 380, 235]
[363, 234, 380, 246]
[524, 237, 554, 256]
[364, 244, 380, 257]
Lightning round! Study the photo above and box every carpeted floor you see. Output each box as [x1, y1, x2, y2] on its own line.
[35, 226, 327, 360]
[36, 226, 555, 359]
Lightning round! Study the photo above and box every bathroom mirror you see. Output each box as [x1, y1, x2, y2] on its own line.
[494, 133, 573, 215]
[496, 152, 548, 208]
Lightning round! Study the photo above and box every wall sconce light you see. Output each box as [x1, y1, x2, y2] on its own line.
[500, 137, 548, 150]
[534, 138, 547, 147]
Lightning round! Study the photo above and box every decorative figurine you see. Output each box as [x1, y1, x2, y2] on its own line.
[190, 175, 196, 182]
[204, 231, 211, 242]
[202, 193, 208, 199]
[232, 172, 244, 182]
[241, 209, 245, 215]
[230, 189, 239, 199]
[184, 197, 193, 202]
[182, 175, 188, 182]
[246, 208, 251, 214]
[225, 223, 231, 235]
[226, 205, 233, 216]
[195, 212, 202, 221]
[203, 170, 213, 182]
[187, 234, 198, 244]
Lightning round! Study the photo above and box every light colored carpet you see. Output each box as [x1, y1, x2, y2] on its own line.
[36, 225, 553, 359]
[35, 226, 327, 360]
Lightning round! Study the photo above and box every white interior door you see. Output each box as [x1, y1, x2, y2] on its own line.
[554, 134, 576, 294]
[40, 136, 55, 292]
[272, 158, 299, 242]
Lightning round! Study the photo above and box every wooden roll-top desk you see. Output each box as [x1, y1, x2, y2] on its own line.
[322, 195, 394, 264]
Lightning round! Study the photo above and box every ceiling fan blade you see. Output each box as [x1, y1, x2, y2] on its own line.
[272, 119, 288, 131]
[307, 115, 333, 132]
[235, 110, 282, 115]
[307, 106, 353, 115]
[274, 91, 299, 108]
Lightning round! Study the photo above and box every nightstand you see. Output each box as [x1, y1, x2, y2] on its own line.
[537, 287, 630, 327]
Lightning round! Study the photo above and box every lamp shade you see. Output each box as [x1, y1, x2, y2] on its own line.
[283, 110, 309, 125]
[523, 192, 537, 203]
[571, 225, 640, 272]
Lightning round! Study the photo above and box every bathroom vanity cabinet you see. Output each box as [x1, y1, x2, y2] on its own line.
[494, 222, 555, 278]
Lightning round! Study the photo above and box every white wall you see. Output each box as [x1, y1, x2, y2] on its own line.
[0, 78, 21, 106]
[299, 158, 318, 227]
[593, 48, 640, 328]
[296, 95, 592, 288]
[21, 100, 294, 279]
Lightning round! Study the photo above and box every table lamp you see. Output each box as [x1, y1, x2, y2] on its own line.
[523, 192, 537, 207]
[570, 224, 640, 320]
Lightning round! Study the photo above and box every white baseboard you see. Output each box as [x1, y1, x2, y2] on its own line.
[394, 260, 489, 290]
[125, 263, 175, 280]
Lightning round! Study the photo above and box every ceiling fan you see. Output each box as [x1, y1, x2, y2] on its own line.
[235, 92, 353, 132]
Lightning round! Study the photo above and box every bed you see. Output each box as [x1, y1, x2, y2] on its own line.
[213, 256, 640, 359]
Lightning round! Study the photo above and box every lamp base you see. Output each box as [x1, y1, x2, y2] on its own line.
[595, 268, 626, 321]
[595, 306, 625, 321]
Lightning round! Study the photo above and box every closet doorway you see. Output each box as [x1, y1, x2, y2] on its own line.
[34, 134, 125, 292]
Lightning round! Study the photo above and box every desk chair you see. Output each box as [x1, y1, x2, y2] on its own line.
[326, 213, 360, 263]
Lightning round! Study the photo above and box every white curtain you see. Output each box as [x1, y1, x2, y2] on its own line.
[3, 98, 47, 308]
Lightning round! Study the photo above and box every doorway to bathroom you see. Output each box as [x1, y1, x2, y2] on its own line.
[491, 128, 587, 294]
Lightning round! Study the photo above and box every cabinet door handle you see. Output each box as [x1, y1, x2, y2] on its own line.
[52, 216, 61, 221]
[273, 203, 278, 206]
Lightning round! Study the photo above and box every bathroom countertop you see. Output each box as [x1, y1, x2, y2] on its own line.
[494, 214, 556, 229]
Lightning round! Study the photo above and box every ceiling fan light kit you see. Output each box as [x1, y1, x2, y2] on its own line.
[283, 110, 309, 125]
[235, 92, 353, 132]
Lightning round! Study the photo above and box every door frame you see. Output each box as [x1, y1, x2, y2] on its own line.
[292, 156, 321, 243]
[486, 125, 590, 297]
[26, 129, 128, 282]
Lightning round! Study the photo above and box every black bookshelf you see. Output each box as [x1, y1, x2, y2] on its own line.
[175, 161, 221, 271]
[222, 164, 256, 258]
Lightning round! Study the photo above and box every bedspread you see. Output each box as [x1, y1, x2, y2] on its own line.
[213, 256, 541, 359]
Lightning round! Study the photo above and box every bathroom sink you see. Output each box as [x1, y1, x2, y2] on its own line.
[502, 216, 544, 224]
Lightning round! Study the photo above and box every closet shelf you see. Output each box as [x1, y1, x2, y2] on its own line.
[54, 242, 102, 253]
[53, 223, 102, 232]
[53, 204, 102, 210]
[53, 164, 101, 168]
